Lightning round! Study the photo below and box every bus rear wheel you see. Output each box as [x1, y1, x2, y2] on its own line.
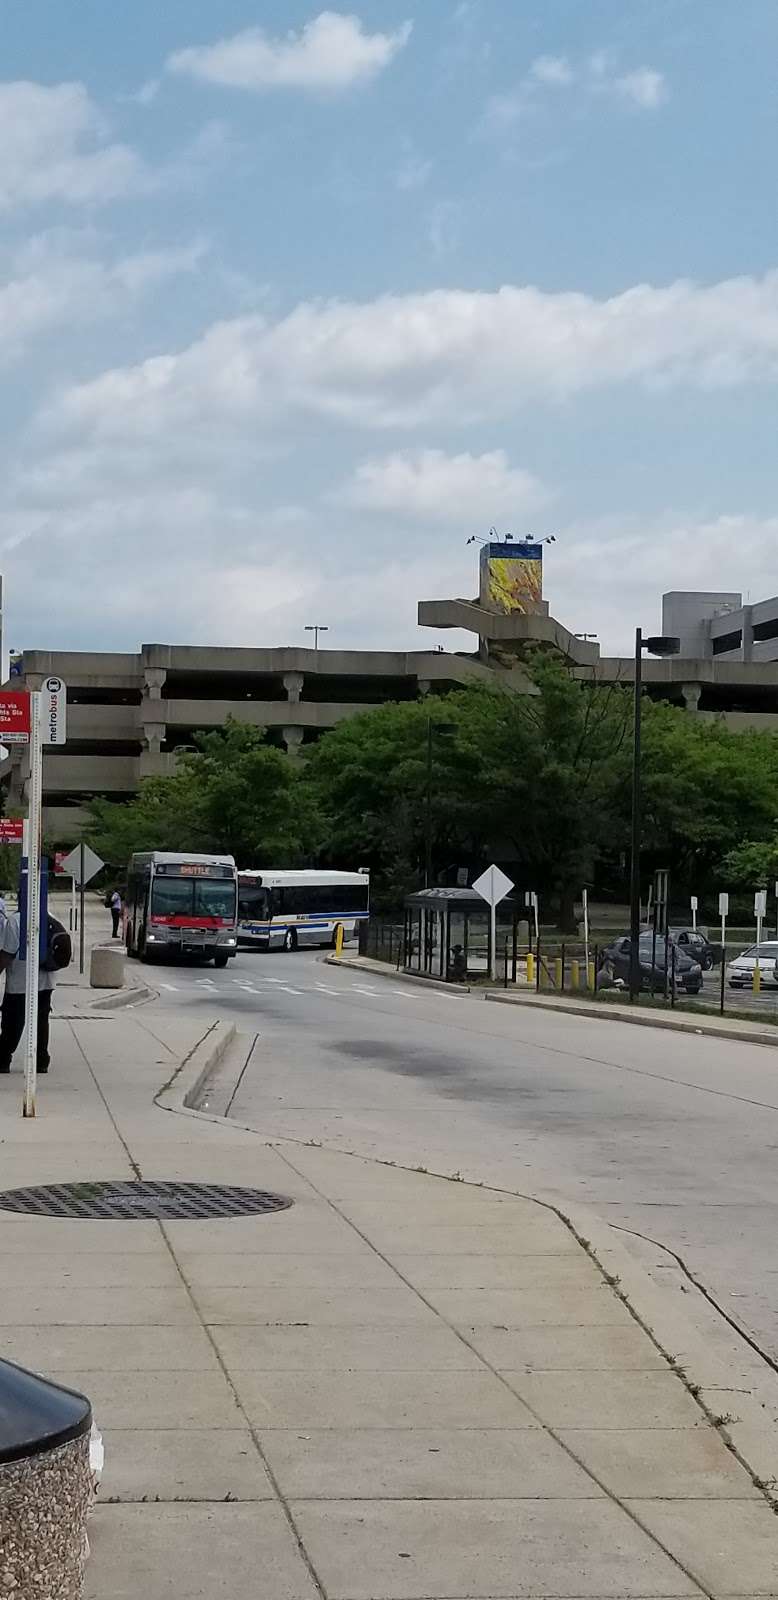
[213, 952, 229, 968]
[284, 929, 297, 952]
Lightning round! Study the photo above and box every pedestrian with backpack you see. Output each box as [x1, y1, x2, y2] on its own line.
[0, 910, 71, 1075]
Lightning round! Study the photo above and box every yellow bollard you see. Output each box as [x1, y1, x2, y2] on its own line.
[334, 923, 344, 958]
[587, 960, 596, 992]
[570, 959, 580, 990]
[526, 952, 535, 986]
[554, 957, 563, 989]
[753, 963, 761, 994]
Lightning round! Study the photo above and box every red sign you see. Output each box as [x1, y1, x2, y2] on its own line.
[0, 691, 30, 745]
[0, 819, 24, 844]
[54, 850, 69, 875]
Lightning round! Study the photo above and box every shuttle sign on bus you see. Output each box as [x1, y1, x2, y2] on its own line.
[42, 676, 67, 746]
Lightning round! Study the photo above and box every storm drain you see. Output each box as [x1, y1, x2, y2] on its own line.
[0, 1180, 293, 1221]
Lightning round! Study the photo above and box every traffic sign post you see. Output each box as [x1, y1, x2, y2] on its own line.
[690, 894, 698, 933]
[23, 693, 42, 1118]
[473, 864, 515, 981]
[755, 888, 767, 946]
[60, 843, 104, 975]
[42, 676, 66, 746]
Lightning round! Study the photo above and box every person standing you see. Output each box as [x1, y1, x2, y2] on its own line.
[0, 909, 55, 1075]
[109, 889, 122, 939]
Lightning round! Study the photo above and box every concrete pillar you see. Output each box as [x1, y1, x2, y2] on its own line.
[283, 726, 305, 759]
[283, 671, 304, 705]
[143, 669, 166, 701]
[142, 723, 163, 755]
[417, 679, 432, 696]
[681, 682, 702, 713]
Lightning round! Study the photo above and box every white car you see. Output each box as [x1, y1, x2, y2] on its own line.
[727, 942, 778, 989]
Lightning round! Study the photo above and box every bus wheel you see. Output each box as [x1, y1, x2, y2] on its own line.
[284, 929, 297, 952]
[213, 952, 229, 969]
[126, 927, 135, 959]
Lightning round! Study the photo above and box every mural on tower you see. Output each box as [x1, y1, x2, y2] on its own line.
[479, 541, 544, 615]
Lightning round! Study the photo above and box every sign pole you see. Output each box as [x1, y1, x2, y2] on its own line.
[70, 875, 76, 934]
[582, 888, 590, 976]
[79, 842, 85, 976]
[490, 902, 497, 982]
[23, 692, 42, 1119]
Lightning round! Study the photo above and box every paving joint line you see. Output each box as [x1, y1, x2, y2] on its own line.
[269, 1143, 718, 1600]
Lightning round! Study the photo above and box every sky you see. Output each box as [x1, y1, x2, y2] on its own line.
[3, 0, 778, 657]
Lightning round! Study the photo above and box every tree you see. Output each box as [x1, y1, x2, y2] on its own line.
[87, 722, 318, 870]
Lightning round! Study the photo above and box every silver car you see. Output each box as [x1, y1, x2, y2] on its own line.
[727, 942, 778, 988]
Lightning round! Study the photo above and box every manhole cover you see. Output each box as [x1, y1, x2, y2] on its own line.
[0, 1180, 293, 1221]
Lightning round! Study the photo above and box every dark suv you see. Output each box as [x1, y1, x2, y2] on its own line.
[669, 928, 717, 970]
[600, 933, 703, 994]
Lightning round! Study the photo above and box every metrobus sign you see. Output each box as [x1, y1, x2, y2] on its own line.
[0, 691, 30, 745]
[0, 819, 23, 843]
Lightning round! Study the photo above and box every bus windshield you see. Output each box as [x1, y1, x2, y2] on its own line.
[151, 877, 237, 922]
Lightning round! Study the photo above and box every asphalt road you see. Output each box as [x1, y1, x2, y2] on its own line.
[142, 947, 778, 1373]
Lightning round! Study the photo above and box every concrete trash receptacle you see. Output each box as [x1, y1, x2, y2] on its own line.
[0, 1357, 93, 1598]
[89, 944, 125, 989]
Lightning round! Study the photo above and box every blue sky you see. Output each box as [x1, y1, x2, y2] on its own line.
[3, 1, 778, 655]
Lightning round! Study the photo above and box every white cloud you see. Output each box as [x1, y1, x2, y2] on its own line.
[44, 269, 778, 446]
[614, 68, 667, 109]
[0, 80, 145, 208]
[336, 448, 550, 525]
[168, 12, 412, 93]
[483, 51, 667, 132]
[531, 55, 574, 87]
[0, 235, 205, 362]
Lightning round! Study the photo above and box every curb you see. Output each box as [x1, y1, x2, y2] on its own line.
[89, 984, 156, 1011]
[485, 989, 778, 1047]
[324, 953, 778, 1046]
[155, 1020, 237, 1113]
[323, 953, 475, 996]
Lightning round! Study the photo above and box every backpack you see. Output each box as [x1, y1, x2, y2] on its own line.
[42, 915, 72, 972]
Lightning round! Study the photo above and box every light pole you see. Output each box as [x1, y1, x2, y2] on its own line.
[424, 719, 456, 888]
[629, 629, 680, 1002]
[305, 625, 329, 651]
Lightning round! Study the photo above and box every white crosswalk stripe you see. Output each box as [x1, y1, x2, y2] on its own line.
[315, 983, 340, 995]
[351, 986, 379, 996]
[158, 982, 179, 991]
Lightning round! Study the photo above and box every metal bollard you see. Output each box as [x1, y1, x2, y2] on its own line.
[334, 923, 344, 958]
[753, 964, 761, 994]
[587, 960, 596, 992]
[570, 959, 580, 990]
[554, 957, 563, 989]
[526, 952, 535, 986]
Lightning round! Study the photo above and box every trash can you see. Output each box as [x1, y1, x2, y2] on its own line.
[0, 1356, 93, 1599]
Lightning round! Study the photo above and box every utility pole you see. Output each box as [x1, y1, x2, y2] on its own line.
[305, 625, 329, 651]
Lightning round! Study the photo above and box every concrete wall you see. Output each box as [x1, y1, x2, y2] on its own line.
[662, 592, 742, 657]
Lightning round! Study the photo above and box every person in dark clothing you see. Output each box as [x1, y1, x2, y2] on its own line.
[449, 944, 467, 982]
[0, 910, 54, 1074]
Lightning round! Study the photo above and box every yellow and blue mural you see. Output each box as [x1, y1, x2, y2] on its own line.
[479, 541, 543, 615]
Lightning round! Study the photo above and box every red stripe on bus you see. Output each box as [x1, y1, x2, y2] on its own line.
[150, 915, 229, 928]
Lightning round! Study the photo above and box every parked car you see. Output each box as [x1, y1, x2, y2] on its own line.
[727, 942, 778, 989]
[600, 933, 703, 994]
[669, 927, 717, 970]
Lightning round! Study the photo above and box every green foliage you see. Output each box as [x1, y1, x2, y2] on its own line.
[87, 722, 316, 871]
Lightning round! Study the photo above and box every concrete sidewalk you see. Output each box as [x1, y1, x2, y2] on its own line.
[2, 1009, 778, 1597]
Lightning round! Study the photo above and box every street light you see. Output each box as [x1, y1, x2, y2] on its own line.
[629, 629, 680, 1001]
[425, 719, 456, 889]
[305, 625, 329, 651]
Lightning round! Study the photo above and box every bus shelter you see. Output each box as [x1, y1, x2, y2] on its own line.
[403, 887, 501, 981]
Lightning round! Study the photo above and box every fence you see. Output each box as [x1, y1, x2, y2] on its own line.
[361, 913, 778, 1021]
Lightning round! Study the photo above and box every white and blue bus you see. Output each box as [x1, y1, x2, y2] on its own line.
[237, 869, 369, 952]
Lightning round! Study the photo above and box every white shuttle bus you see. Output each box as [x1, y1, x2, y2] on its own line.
[237, 869, 369, 951]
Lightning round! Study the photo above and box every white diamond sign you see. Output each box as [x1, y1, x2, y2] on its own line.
[59, 844, 104, 886]
[472, 863, 515, 982]
[472, 864, 514, 909]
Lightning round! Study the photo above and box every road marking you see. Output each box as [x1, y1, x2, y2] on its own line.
[351, 985, 379, 996]
[277, 985, 302, 995]
[196, 978, 216, 988]
[315, 983, 340, 995]
[158, 982, 179, 992]
[263, 978, 285, 984]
